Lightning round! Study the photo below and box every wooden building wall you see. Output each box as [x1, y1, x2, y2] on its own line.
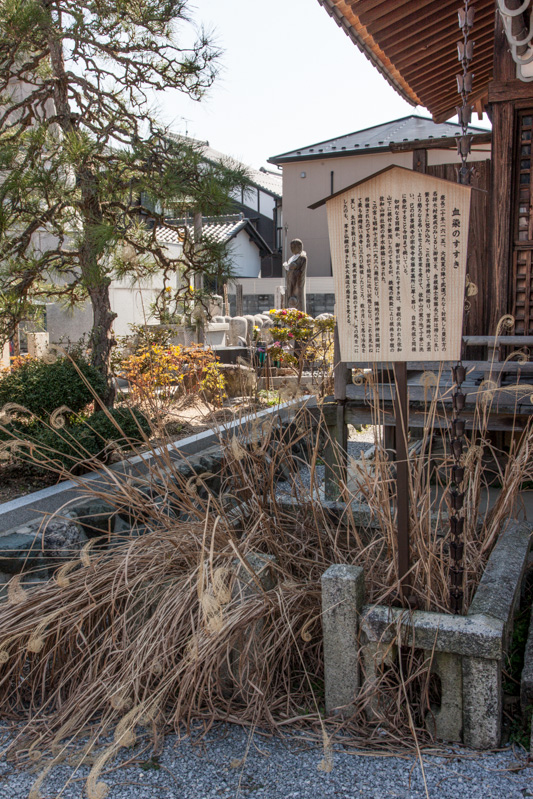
[488, 12, 533, 337]
[428, 160, 491, 340]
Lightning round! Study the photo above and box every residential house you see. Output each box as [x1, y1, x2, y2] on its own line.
[264, 115, 491, 322]
[43, 139, 281, 345]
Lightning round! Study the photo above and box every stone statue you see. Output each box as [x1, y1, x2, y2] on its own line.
[283, 238, 307, 313]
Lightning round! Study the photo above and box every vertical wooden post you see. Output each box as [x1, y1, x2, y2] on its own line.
[394, 361, 410, 588]
[325, 325, 348, 500]
[236, 284, 243, 317]
[193, 211, 204, 344]
[488, 12, 516, 335]
[223, 283, 230, 317]
[412, 148, 428, 174]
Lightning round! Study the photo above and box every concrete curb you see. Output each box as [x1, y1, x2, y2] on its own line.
[0, 396, 317, 532]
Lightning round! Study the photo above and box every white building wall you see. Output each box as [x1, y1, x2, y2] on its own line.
[229, 231, 262, 278]
[259, 192, 275, 219]
[235, 276, 334, 295]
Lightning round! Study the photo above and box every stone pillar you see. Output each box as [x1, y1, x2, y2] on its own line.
[462, 656, 502, 749]
[26, 332, 49, 359]
[228, 317, 247, 347]
[321, 564, 364, 717]
[222, 553, 277, 698]
[243, 315, 255, 346]
[236, 284, 243, 317]
[425, 651, 463, 742]
[361, 640, 398, 720]
[1, 341, 10, 370]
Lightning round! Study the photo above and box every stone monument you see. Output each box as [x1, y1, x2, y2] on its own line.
[283, 238, 307, 313]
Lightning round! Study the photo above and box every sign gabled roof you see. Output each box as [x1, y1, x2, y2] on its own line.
[308, 164, 471, 210]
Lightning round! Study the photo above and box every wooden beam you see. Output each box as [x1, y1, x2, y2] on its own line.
[344, 405, 530, 432]
[433, 88, 490, 124]
[488, 79, 533, 103]
[488, 102, 514, 334]
[345, 383, 533, 408]
[390, 132, 492, 153]
[378, 8, 494, 52]
[356, 0, 440, 29]
[405, 60, 493, 98]
[395, 29, 494, 80]
[349, 360, 533, 373]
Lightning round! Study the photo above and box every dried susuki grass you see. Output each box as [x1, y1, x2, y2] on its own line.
[0, 364, 531, 793]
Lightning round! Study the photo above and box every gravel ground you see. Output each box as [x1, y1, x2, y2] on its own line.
[0, 722, 531, 799]
[2, 428, 529, 798]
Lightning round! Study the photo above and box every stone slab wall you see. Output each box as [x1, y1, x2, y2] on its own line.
[321, 519, 533, 749]
[228, 293, 335, 317]
[0, 409, 320, 600]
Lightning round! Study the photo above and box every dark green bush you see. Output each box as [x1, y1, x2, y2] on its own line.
[0, 356, 107, 417]
[86, 408, 151, 443]
[0, 408, 150, 472]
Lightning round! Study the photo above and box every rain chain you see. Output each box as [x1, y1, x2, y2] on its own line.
[449, 0, 475, 614]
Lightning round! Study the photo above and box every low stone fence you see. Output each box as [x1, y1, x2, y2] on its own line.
[321, 519, 532, 749]
[0, 397, 320, 600]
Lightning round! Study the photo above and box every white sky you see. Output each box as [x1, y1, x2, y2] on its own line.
[153, 0, 490, 171]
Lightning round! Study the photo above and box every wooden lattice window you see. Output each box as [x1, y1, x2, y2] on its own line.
[512, 112, 533, 334]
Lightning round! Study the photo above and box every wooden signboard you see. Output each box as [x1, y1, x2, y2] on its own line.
[317, 166, 471, 363]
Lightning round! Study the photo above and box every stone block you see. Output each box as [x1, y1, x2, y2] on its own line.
[520, 602, 533, 713]
[0, 525, 44, 574]
[462, 656, 501, 749]
[243, 315, 255, 346]
[205, 322, 229, 347]
[219, 364, 256, 398]
[425, 651, 462, 742]
[321, 564, 364, 717]
[361, 605, 504, 660]
[70, 500, 117, 538]
[41, 515, 88, 568]
[26, 331, 49, 359]
[468, 520, 532, 647]
[361, 639, 397, 721]
[228, 317, 247, 347]
[1, 341, 9, 370]
[0, 571, 10, 602]
[109, 515, 147, 546]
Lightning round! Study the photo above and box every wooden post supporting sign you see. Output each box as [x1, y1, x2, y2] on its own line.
[394, 361, 410, 590]
[313, 164, 471, 597]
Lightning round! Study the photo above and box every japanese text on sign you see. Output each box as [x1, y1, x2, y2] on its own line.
[325, 167, 471, 362]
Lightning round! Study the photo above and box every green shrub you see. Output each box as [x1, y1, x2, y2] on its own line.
[87, 408, 151, 443]
[0, 408, 150, 472]
[0, 356, 107, 417]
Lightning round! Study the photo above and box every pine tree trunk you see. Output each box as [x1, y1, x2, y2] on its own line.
[47, 18, 117, 406]
[88, 283, 117, 407]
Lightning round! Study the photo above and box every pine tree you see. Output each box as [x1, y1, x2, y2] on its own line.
[0, 0, 248, 403]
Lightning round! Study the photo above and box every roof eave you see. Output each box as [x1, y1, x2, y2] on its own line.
[269, 131, 492, 165]
[316, 0, 421, 108]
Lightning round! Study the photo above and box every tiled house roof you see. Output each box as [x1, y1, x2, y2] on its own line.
[156, 214, 272, 254]
[269, 115, 490, 164]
